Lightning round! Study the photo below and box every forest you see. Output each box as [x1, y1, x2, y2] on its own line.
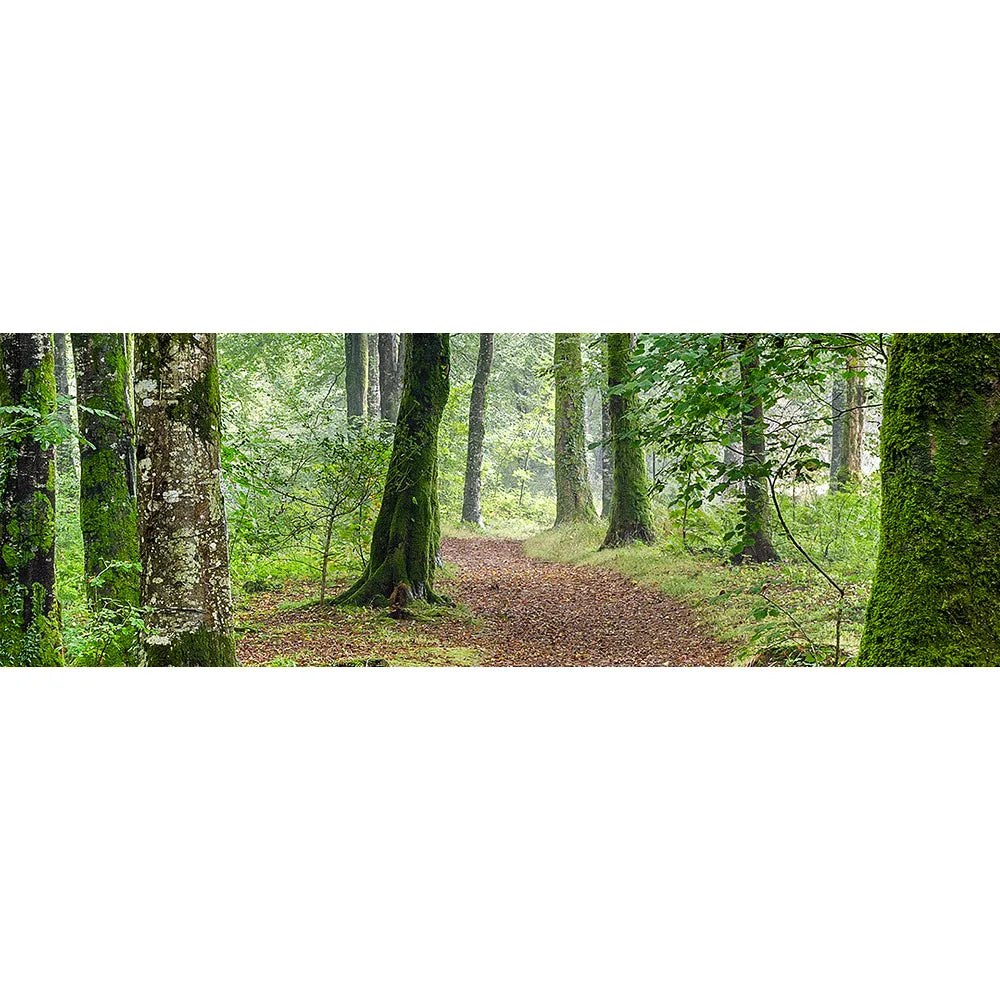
[0, 331, 994, 668]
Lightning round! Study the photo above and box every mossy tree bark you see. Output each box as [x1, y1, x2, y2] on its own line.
[135, 334, 236, 667]
[461, 333, 494, 527]
[736, 335, 780, 563]
[858, 334, 1000, 667]
[602, 333, 655, 548]
[830, 378, 846, 490]
[71, 334, 140, 608]
[345, 333, 368, 420]
[378, 333, 404, 423]
[53, 332, 79, 480]
[336, 333, 450, 607]
[367, 333, 381, 416]
[831, 357, 866, 491]
[554, 332, 597, 524]
[601, 388, 613, 518]
[0, 333, 63, 666]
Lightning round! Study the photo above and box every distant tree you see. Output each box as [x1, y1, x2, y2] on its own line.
[553, 332, 597, 524]
[0, 333, 63, 666]
[859, 334, 1000, 667]
[71, 333, 140, 608]
[831, 355, 866, 491]
[600, 336, 614, 517]
[345, 333, 368, 420]
[602, 333, 655, 547]
[337, 333, 451, 608]
[367, 333, 381, 416]
[53, 332, 79, 480]
[135, 334, 236, 667]
[378, 332, 404, 423]
[461, 333, 495, 528]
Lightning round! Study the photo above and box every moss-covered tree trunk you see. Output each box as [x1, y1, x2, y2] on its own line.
[858, 334, 1000, 667]
[830, 378, 846, 490]
[337, 333, 450, 607]
[71, 333, 140, 607]
[135, 334, 236, 667]
[378, 332, 404, 423]
[737, 336, 780, 563]
[367, 333, 381, 416]
[601, 388, 614, 518]
[602, 333, 655, 548]
[554, 332, 597, 524]
[461, 333, 494, 528]
[345, 333, 368, 420]
[831, 357, 866, 491]
[0, 333, 63, 667]
[53, 332, 79, 480]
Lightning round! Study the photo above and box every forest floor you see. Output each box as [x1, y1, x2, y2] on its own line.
[236, 535, 732, 667]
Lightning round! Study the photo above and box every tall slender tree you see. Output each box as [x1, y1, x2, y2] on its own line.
[553, 332, 597, 524]
[367, 333, 381, 416]
[337, 334, 450, 607]
[378, 332, 404, 423]
[345, 333, 368, 420]
[461, 333, 495, 527]
[0, 333, 63, 666]
[71, 333, 140, 607]
[602, 333, 655, 547]
[53, 332, 79, 480]
[831, 356, 866, 490]
[135, 334, 236, 667]
[858, 334, 1000, 667]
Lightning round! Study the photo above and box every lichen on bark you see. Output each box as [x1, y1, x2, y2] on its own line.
[337, 333, 451, 607]
[858, 333, 1000, 667]
[135, 333, 236, 667]
[553, 332, 597, 525]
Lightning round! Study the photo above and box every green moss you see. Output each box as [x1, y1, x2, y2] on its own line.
[142, 626, 237, 668]
[554, 333, 597, 524]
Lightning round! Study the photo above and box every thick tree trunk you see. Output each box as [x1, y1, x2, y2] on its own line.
[602, 333, 655, 548]
[858, 334, 1000, 667]
[378, 332, 404, 423]
[71, 334, 140, 608]
[831, 358, 865, 490]
[553, 332, 597, 524]
[337, 333, 451, 607]
[53, 332, 79, 480]
[737, 336, 780, 563]
[345, 333, 368, 420]
[461, 333, 494, 527]
[601, 387, 614, 518]
[135, 334, 236, 667]
[0, 333, 63, 666]
[367, 333, 381, 416]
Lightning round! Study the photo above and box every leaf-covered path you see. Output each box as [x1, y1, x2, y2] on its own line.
[238, 535, 731, 667]
[436, 536, 730, 666]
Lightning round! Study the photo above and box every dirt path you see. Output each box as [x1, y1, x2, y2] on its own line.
[238, 536, 731, 667]
[434, 537, 730, 666]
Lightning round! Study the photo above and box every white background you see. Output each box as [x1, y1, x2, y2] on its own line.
[2, 2, 1000, 997]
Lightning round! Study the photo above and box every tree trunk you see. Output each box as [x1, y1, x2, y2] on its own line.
[831, 357, 865, 490]
[0, 333, 63, 666]
[71, 333, 140, 608]
[367, 333, 381, 416]
[830, 378, 846, 491]
[858, 334, 1000, 667]
[53, 332, 79, 480]
[602, 333, 655, 548]
[601, 386, 614, 518]
[336, 334, 451, 607]
[737, 336, 780, 563]
[378, 332, 404, 423]
[461, 333, 494, 527]
[345, 333, 368, 420]
[135, 334, 236, 667]
[553, 332, 597, 524]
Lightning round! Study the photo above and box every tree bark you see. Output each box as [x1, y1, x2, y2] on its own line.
[602, 333, 655, 547]
[336, 333, 451, 607]
[830, 378, 846, 491]
[736, 336, 780, 563]
[135, 334, 236, 667]
[0, 333, 63, 666]
[461, 333, 495, 527]
[71, 333, 140, 608]
[554, 332, 597, 524]
[367, 333, 381, 416]
[378, 333, 404, 423]
[345, 333, 368, 420]
[601, 386, 614, 518]
[53, 332, 79, 480]
[858, 334, 1000, 667]
[831, 357, 865, 490]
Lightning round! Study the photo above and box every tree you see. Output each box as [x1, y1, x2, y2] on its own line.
[53, 332, 79, 480]
[337, 333, 451, 607]
[0, 333, 63, 666]
[367, 333, 381, 416]
[378, 333, 404, 423]
[858, 333, 1000, 667]
[461, 333, 495, 527]
[71, 334, 140, 608]
[736, 335, 780, 563]
[830, 356, 866, 491]
[553, 332, 597, 524]
[602, 333, 655, 547]
[601, 388, 614, 517]
[345, 333, 368, 420]
[135, 334, 236, 667]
